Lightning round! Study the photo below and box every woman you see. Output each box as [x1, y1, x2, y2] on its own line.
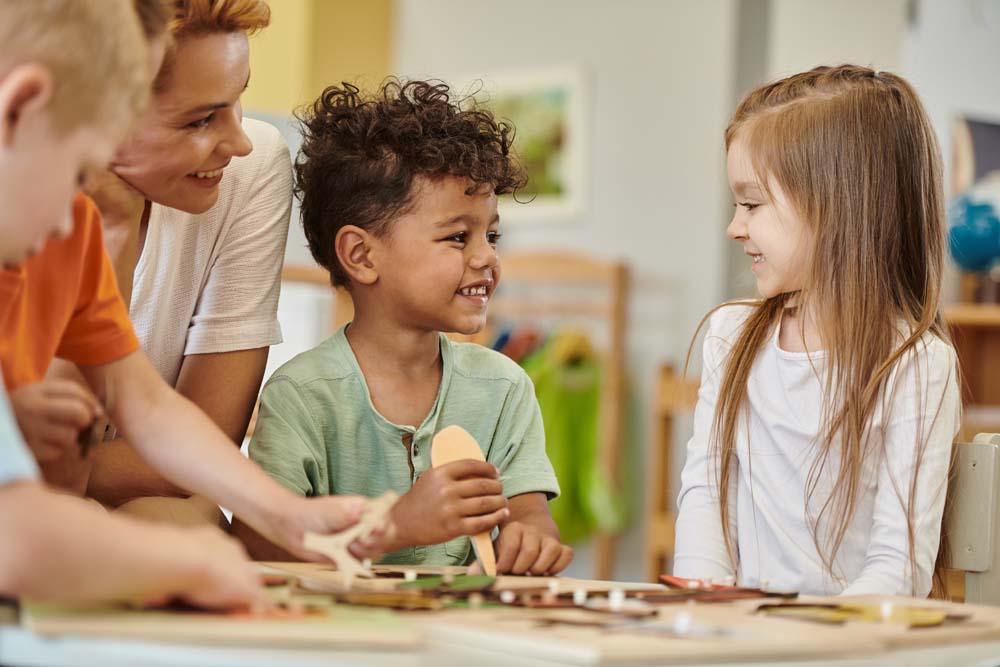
[16, 0, 291, 517]
[94, 0, 289, 510]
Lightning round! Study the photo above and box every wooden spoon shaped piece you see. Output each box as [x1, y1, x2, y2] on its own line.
[431, 425, 497, 576]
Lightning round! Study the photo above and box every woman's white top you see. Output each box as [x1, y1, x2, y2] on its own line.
[128, 118, 292, 387]
[674, 304, 960, 597]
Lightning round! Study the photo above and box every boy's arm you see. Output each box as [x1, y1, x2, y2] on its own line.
[78, 350, 366, 559]
[486, 368, 569, 574]
[86, 347, 268, 505]
[0, 480, 265, 607]
[494, 492, 572, 575]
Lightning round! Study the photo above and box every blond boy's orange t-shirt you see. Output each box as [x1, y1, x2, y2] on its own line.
[0, 193, 139, 390]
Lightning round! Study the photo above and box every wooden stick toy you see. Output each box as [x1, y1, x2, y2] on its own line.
[430, 425, 498, 576]
[80, 376, 116, 459]
[303, 491, 398, 578]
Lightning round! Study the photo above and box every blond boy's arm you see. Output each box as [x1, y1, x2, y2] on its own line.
[78, 350, 366, 560]
[87, 347, 268, 506]
[0, 480, 264, 607]
[231, 517, 302, 561]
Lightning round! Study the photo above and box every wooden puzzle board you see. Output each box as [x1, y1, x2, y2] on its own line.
[20, 601, 418, 650]
[414, 595, 1000, 665]
[19, 563, 1000, 665]
[260, 561, 666, 595]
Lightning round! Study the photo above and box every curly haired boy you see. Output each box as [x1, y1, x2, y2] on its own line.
[235, 80, 573, 575]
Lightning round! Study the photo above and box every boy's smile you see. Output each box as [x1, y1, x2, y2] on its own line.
[457, 278, 493, 306]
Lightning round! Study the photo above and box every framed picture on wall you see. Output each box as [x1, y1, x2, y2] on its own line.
[952, 115, 1000, 195]
[465, 66, 587, 223]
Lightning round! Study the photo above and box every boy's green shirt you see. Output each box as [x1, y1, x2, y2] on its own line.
[249, 326, 560, 565]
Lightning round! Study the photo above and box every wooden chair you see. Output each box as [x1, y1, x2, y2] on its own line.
[279, 264, 353, 330]
[945, 432, 1000, 603]
[486, 252, 629, 581]
[644, 364, 698, 582]
[275, 253, 630, 581]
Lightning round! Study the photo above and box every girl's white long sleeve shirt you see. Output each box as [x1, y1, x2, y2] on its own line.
[673, 305, 960, 596]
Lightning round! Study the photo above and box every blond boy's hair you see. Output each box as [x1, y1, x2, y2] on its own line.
[0, 0, 151, 135]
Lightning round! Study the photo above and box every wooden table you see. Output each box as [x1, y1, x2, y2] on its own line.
[7, 618, 1000, 667]
[7, 565, 1000, 667]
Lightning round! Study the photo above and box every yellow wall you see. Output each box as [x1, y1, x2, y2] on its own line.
[243, 0, 392, 116]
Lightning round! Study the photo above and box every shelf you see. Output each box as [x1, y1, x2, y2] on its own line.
[946, 303, 1000, 327]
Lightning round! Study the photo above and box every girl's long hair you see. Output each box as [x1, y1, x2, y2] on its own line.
[697, 65, 956, 592]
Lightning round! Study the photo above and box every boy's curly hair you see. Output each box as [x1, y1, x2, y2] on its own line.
[295, 78, 527, 286]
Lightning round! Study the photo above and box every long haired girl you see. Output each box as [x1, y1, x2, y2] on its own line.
[673, 65, 961, 596]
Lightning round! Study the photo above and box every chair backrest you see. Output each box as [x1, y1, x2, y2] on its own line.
[948, 432, 1000, 604]
[280, 265, 353, 330]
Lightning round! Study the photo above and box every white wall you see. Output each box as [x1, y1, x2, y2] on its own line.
[902, 0, 1000, 197]
[394, 0, 739, 580]
[768, 0, 906, 78]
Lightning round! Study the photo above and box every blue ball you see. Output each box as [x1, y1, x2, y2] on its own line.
[949, 195, 1000, 272]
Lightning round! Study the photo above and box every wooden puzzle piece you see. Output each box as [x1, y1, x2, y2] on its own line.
[303, 491, 398, 579]
[431, 425, 498, 576]
[755, 602, 965, 628]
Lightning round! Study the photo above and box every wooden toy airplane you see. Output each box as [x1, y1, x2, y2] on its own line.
[431, 425, 498, 576]
[302, 491, 398, 578]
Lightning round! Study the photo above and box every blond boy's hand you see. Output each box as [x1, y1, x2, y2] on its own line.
[494, 520, 573, 576]
[256, 494, 382, 562]
[10, 379, 102, 494]
[386, 460, 509, 550]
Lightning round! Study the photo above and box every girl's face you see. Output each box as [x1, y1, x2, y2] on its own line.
[726, 135, 813, 298]
[111, 31, 253, 214]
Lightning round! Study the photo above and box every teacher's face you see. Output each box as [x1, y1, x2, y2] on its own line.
[111, 31, 253, 214]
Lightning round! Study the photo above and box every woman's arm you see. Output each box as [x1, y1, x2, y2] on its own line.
[87, 347, 268, 506]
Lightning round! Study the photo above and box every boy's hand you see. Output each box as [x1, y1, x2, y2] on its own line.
[494, 520, 574, 576]
[10, 379, 103, 494]
[387, 460, 509, 549]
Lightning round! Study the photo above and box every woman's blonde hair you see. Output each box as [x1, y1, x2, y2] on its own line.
[693, 65, 956, 592]
[155, 0, 270, 90]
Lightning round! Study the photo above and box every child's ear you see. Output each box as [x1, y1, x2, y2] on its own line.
[336, 225, 379, 286]
[0, 64, 54, 148]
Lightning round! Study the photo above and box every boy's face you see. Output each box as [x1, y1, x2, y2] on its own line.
[725, 135, 812, 298]
[0, 71, 119, 267]
[371, 176, 501, 335]
[111, 31, 253, 214]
